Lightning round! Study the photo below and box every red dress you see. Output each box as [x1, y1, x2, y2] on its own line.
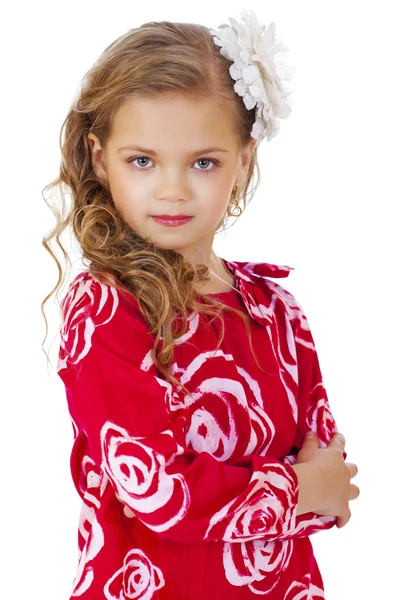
[57, 258, 345, 599]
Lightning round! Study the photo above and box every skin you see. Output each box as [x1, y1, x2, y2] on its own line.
[87, 93, 256, 293]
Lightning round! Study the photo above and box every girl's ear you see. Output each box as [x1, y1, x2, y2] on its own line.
[87, 133, 108, 183]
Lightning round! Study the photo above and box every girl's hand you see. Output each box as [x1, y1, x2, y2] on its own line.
[297, 431, 360, 529]
[115, 494, 136, 519]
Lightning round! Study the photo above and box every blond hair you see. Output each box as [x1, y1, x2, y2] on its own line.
[41, 19, 273, 397]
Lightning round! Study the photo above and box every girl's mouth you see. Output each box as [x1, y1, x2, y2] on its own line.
[151, 216, 194, 227]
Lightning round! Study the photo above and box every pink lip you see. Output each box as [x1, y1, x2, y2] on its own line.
[152, 216, 193, 227]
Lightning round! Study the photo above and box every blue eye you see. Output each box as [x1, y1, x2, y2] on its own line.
[129, 156, 153, 169]
[195, 158, 218, 172]
[127, 156, 219, 173]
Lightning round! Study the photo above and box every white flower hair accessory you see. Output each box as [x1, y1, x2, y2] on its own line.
[209, 8, 296, 146]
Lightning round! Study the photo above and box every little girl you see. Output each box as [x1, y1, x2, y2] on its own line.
[46, 9, 360, 599]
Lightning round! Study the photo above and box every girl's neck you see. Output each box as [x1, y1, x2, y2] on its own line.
[194, 256, 235, 295]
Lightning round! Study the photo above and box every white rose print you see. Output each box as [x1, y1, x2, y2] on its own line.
[104, 548, 165, 600]
[101, 421, 191, 533]
[224, 538, 293, 594]
[70, 455, 108, 596]
[283, 573, 325, 599]
[71, 510, 104, 597]
[205, 461, 298, 542]
[58, 272, 119, 370]
[166, 349, 279, 462]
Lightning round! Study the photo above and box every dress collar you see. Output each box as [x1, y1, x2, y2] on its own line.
[221, 258, 294, 326]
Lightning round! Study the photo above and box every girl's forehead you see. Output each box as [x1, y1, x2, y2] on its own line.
[109, 94, 239, 149]
[113, 93, 233, 124]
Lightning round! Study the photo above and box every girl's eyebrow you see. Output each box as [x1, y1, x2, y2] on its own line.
[117, 145, 229, 155]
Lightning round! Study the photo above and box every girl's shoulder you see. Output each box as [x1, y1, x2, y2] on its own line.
[58, 270, 155, 375]
[226, 259, 312, 335]
[59, 269, 148, 336]
[61, 269, 139, 307]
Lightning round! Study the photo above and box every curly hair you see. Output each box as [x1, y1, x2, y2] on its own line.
[41, 19, 274, 398]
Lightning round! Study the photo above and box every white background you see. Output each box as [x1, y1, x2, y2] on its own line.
[1, 1, 398, 598]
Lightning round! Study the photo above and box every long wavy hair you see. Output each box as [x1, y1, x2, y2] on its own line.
[41, 19, 274, 398]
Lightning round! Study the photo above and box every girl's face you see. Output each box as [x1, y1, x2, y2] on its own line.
[88, 93, 255, 264]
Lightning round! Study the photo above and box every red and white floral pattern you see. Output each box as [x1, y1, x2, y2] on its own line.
[70, 455, 106, 596]
[58, 259, 344, 598]
[224, 538, 293, 594]
[104, 549, 165, 600]
[100, 421, 191, 533]
[204, 462, 298, 543]
[283, 573, 325, 599]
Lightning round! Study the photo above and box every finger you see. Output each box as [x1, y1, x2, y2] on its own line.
[329, 432, 346, 450]
[346, 462, 358, 478]
[349, 483, 360, 501]
[302, 431, 319, 446]
[336, 506, 351, 529]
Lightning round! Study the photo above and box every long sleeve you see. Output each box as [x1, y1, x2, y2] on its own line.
[279, 299, 348, 538]
[57, 273, 305, 545]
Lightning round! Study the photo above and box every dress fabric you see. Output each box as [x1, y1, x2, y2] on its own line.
[57, 258, 346, 600]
